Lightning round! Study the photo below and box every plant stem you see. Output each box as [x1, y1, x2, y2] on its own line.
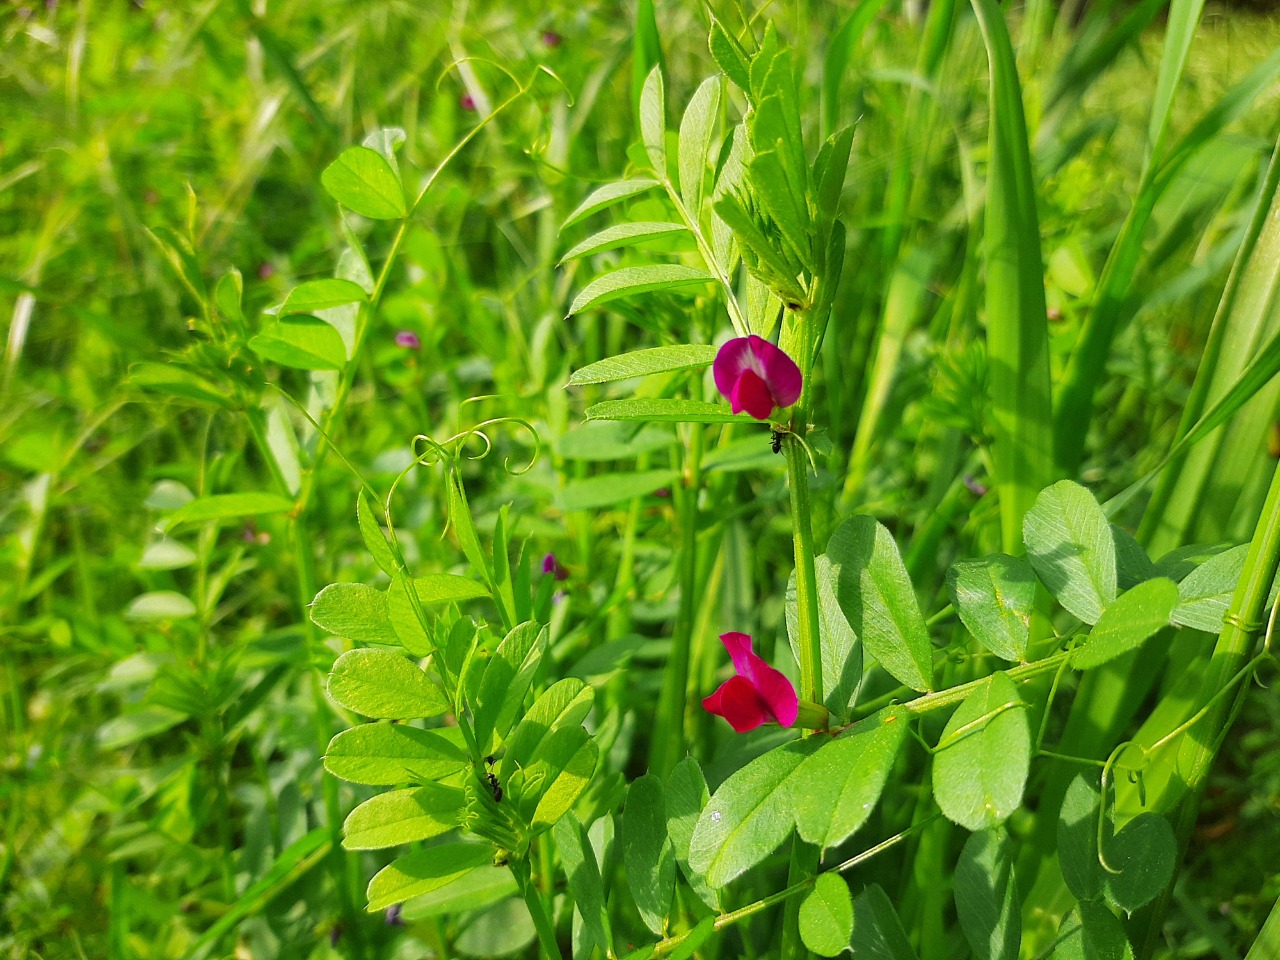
[512, 857, 564, 960]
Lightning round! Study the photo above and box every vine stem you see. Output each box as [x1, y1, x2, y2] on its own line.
[512, 856, 564, 960]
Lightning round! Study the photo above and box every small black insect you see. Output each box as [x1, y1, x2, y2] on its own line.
[770, 430, 785, 454]
[486, 771, 503, 803]
[484, 754, 496, 767]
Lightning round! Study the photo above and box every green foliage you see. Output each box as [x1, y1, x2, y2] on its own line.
[799, 873, 854, 956]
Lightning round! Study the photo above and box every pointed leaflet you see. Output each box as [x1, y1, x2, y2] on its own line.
[327, 649, 449, 719]
[366, 842, 495, 912]
[641, 66, 666, 176]
[568, 344, 716, 386]
[321, 145, 406, 220]
[324, 724, 467, 785]
[947, 554, 1036, 662]
[471, 621, 544, 752]
[1112, 524, 1158, 591]
[1171, 543, 1249, 632]
[665, 758, 719, 910]
[799, 873, 854, 957]
[162, 491, 294, 532]
[249, 318, 347, 370]
[624, 775, 676, 936]
[530, 734, 598, 830]
[1069, 577, 1177, 669]
[568, 265, 714, 315]
[1023, 480, 1117, 624]
[342, 783, 464, 850]
[850, 884, 920, 960]
[688, 738, 820, 888]
[678, 76, 722, 216]
[500, 678, 594, 781]
[791, 708, 906, 850]
[561, 179, 661, 229]
[553, 814, 612, 957]
[586, 398, 752, 424]
[559, 222, 688, 263]
[386, 573, 433, 657]
[357, 489, 399, 576]
[932, 672, 1030, 831]
[278, 278, 368, 316]
[828, 515, 934, 691]
[954, 828, 1021, 960]
[787, 554, 862, 715]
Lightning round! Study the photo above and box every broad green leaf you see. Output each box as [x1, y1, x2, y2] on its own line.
[137, 539, 198, 571]
[586, 398, 752, 424]
[124, 591, 196, 621]
[568, 265, 714, 315]
[454, 897, 536, 957]
[791, 708, 906, 850]
[249, 317, 347, 370]
[357, 490, 399, 576]
[321, 145, 406, 219]
[562, 179, 661, 230]
[342, 783, 464, 850]
[557, 422, 675, 461]
[324, 724, 467, 785]
[1058, 776, 1104, 902]
[1023, 480, 1117, 624]
[278, 278, 367, 316]
[1102, 813, 1176, 913]
[557, 470, 677, 512]
[327, 649, 449, 719]
[624, 775, 675, 936]
[933, 672, 1030, 831]
[828, 515, 934, 692]
[1171, 543, 1248, 632]
[366, 842, 495, 911]
[472, 621, 544, 751]
[641, 66, 666, 175]
[161, 492, 294, 532]
[553, 814, 612, 956]
[688, 738, 819, 888]
[310, 582, 399, 646]
[501, 679, 594, 781]
[787, 554, 862, 715]
[850, 884, 920, 960]
[530, 734, 598, 830]
[559, 222, 688, 263]
[1070, 578, 1178, 669]
[947, 554, 1036, 662]
[411, 574, 490, 603]
[400, 867, 516, 921]
[385, 574, 434, 657]
[800, 872, 854, 957]
[1054, 903, 1135, 960]
[678, 76, 721, 215]
[666, 758, 719, 910]
[1112, 525, 1158, 590]
[954, 828, 1021, 960]
[568, 344, 717, 386]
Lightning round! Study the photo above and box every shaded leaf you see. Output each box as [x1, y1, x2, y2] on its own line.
[568, 344, 716, 386]
[568, 265, 714, 315]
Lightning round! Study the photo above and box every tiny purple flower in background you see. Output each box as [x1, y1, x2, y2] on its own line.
[713, 335, 802, 421]
[385, 904, 404, 927]
[395, 330, 422, 349]
[541, 30, 561, 47]
[702, 632, 799, 733]
[963, 476, 988, 497]
[541, 552, 568, 581]
[460, 93, 477, 111]
[257, 261, 276, 280]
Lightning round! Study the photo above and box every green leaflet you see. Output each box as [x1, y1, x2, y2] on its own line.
[553, 814, 612, 957]
[324, 724, 467, 786]
[342, 783, 464, 850]
[624, 775, 675, 936]
[568, 344, 717, 386]
[954, 828, 1021, 960]
[277, 278, 367, 316]
[568, 265, 715, 316]
[799, 873, 853, 957]
[559, 222, 689, 263]
[365, 842, 495, 912]
[562, 179, 661, 229]
[665, 758, 719, 910]
[310, 582, 399, 646]
[321, 145, 406, 220]
[1069, 578, 1178, 670]
[327, 648, 449, 720]
[850, 884, 919, 960]
[1023, 480, 1117, 624]
[586, 398, 752, 424]
[947, 554, 1036, 662]
[249, 317, 348, 370]
[932, 672, 1030, 831]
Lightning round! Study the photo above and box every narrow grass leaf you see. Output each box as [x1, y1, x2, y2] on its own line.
[568, 344, 716, 385]
[568, 265, 714, 315]
[933, 672, 1030, 831]
[800, 873, 854, 957]
[1070, 578, 1178, 669]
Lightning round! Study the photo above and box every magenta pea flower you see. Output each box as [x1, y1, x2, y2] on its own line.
[541, 552, 568, 581]
[702, 632, 799, 733]
[395, 330, 422, 349]
[713, 335, 803, 421]
[460, 93, 477, 111]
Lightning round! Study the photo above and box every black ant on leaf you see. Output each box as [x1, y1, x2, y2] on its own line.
[482, 755, 502, 803]
[770, 429, 786, 454]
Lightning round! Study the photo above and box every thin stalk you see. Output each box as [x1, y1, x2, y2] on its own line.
[513, 857, 564, 960]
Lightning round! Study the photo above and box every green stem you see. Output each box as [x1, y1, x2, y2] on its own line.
[512, 857, 564, 960]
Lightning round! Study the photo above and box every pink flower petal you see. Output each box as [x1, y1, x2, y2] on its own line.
[720, 631, 757, 677]
[715, 632, 800, 727]
[749, 336, 803, 409]
[702, 676, 770, 733]
[713, 337, 757, 400]
[730, 369, 775, 419]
